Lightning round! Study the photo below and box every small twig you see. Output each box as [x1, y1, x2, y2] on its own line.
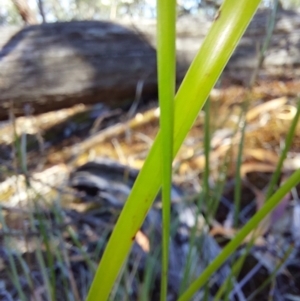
[64, 106, 160, 163]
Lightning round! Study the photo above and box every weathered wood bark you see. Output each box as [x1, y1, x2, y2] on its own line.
[226, 9, 300, 83]
[0, 9, 300, 120]
[0, 21, 158, 119]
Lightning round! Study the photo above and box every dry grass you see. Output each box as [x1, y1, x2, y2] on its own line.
[0, 78, 300, 300]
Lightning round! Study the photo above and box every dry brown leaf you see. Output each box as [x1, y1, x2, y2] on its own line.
[210, 225, 266, 246]
[210, 225, 236, 238]
[240, 162, 276, 178]
[246, 97, 287, 122]
[135, 230, 150, 252]
[241, 157, 300, 178]
[277, 104, 297, 120]
[243, 148, 279, 164]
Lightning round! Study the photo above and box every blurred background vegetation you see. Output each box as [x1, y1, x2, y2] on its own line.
[1, 0, 299, 25]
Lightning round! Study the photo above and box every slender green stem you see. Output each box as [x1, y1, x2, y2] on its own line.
[204, 99, 211, 195]
[249, 0, 279, 87]
[266, 99, 300, 199]
[234, 105, 247, 227]
[156, 0, 176, 299]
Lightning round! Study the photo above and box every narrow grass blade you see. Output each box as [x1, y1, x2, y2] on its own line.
[179, 100, 213, 293]
[203, 99, 211, 195]
[179, 192, 206, 294]
[0, 208, 27, 301]
[213, 241, 252, 301]
[178, 169, 300, 301]
[234, 106, 247, 227]
[247, 244, 294, 301]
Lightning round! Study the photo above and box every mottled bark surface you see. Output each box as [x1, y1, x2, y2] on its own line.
[0, 9, 299, 120]
[0, 21, 157, 119]
[226, 9, 300, 83]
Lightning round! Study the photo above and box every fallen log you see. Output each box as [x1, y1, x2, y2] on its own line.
[0, 8, 300, 120]
[0, 21, 158, 119]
